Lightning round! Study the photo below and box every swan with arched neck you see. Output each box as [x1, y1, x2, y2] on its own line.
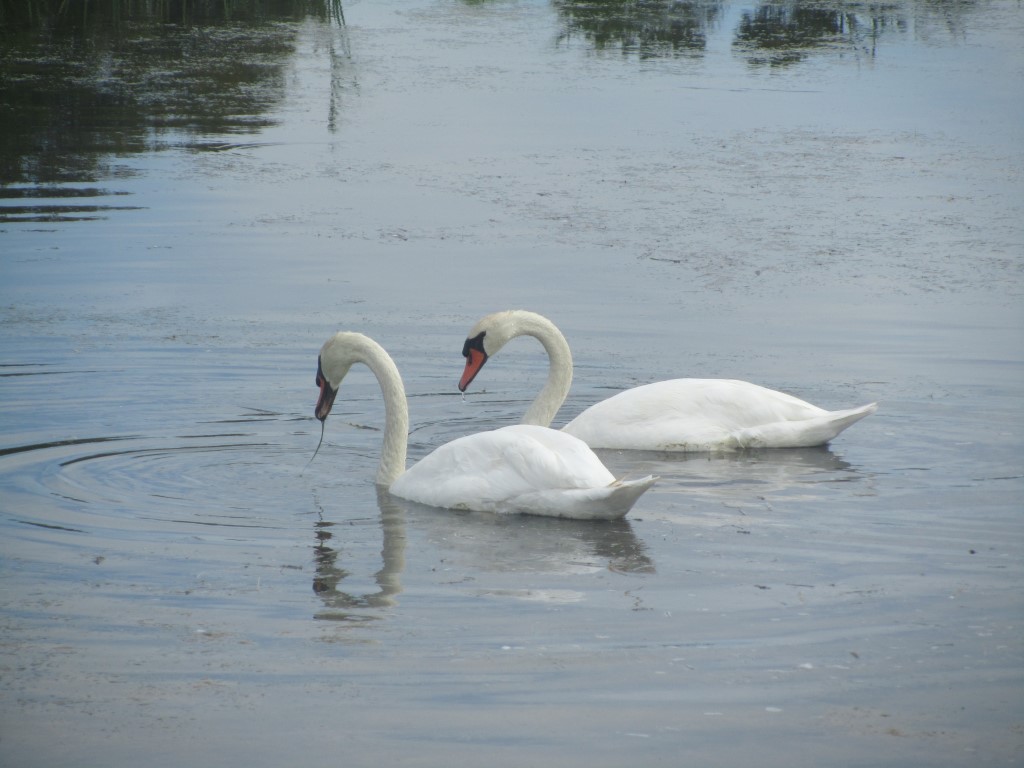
[315, 331, 655, 520]
[459, 310, 877, 452]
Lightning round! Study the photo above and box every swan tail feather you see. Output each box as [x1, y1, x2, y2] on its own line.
[511, 474, 657, 520]
[827, 402, 878, 431]
[736, 402, 878, 448]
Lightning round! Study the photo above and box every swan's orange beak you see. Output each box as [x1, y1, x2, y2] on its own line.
[315, 357, 337, 421]
[459, 331, 489, 392]
[459, 349, 487, 391]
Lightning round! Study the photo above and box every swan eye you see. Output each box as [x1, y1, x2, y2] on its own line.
[462, 331, 486, 358]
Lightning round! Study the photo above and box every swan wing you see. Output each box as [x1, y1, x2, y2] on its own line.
[563, 379, 875, 451]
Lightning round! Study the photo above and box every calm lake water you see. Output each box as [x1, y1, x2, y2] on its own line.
[2, 0, 1022, 765]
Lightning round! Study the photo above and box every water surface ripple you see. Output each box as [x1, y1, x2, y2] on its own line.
[1, 0, 1022, 766]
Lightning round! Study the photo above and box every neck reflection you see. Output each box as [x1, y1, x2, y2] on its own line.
[312, 486, 406, 623]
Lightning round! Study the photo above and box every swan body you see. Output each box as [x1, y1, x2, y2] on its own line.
[560, 379, 877, 451]
[390, 424, 654, 517]
[315, 331, 655, 520]
[459, 310, 877, 452]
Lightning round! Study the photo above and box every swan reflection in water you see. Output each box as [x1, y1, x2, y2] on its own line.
[311, 487, 655, 623]
[312, 487, 407, 623]
[595, 444, 871, 501]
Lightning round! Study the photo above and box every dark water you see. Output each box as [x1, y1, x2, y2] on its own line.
[2, 1, 1022, 765]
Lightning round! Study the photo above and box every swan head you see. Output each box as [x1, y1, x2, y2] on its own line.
[458, 311, 521, 391]
[459, 309, 572, 395]
[315, 332, 361, 421]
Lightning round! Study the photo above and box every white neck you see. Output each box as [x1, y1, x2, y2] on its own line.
[327, 334, 409, 486]
[366, 342, 409, 486]
[505, 312, 573, 427]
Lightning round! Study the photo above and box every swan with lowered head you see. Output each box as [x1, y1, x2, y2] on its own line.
[458, 310, 877, 452]
[314, 331, 656, 520]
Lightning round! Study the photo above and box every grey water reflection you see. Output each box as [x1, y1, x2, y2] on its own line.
[554, 0, 975, 64]
[2, 28, 285, 185]
[732, 3, 901, 66]
[553, 0, 723, 57]
[312, 487, 407, 623]
[0, 1, 350, 220]
[597, 445, 867, 499]
[408, 503, 656, 576]
[311, 486, 655, 621]
[0, 0, 981, 201]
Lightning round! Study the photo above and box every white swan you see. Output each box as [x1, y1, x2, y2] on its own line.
[458, 310, 877, 452]
[314, 331, 656, 520]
